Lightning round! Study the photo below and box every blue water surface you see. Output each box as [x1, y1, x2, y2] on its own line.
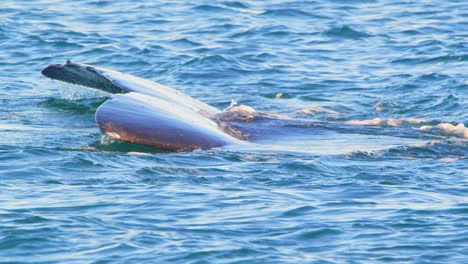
[0, 0, 467, 263]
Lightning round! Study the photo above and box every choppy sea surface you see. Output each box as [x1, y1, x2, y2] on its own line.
[1, 0, 467, 263]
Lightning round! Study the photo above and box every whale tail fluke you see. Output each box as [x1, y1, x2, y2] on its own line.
[41, 61, 126, 94]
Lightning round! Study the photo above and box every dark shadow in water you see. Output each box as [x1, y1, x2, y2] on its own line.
[88, 140, 169, 154]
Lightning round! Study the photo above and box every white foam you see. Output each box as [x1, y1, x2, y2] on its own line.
[296, 106, 338, 115]
[57, 82, 107, 100]
[420, 123, 468, 138]
[345, 118, 425, 127]
[438, 157, 460, 163]
[346, 118, 467, 139]
[127, 152, 153, 156]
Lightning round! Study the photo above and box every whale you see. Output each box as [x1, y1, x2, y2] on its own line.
[42, 61, 432, 153]
[42, 60, 244, 151]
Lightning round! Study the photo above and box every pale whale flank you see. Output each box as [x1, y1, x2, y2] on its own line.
[96, 93, 238, 151]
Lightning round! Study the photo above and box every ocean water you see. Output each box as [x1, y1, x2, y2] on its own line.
[0, 0, 467, 263]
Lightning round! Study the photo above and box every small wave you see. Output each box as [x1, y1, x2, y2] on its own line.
[44, 27, 87, 37]
[416, 72, 451, 81]
[84, 138, 167, 154]
[375, 101, 396, 112]
[296, 106, 338, 115]
[346, 140, 467, 160]
[298, 94, 333, 102]
[230, 28, 257, 38]
[41, 97, 108, 113]
[263, 30, 292, 38]
[183, 54, 237, 67]
[28, 35, 84, 49]
[323, 25, 372, 39]
[230, 25, 290, 39]
[297, 228, 342, 240]
[418, 39, 444, 47]
[221, 1, 249, 9]
[169, 38, 202, 48]
[180, 54, 270, 76]
[392, 54, 466, 64]
[85, 0, 113, 7]
[0, 123, 58, 132]
[260, 9, 326, 19]
[192, 5, 233, 13]
[425, 54, 466, 63]
[280, 205, 317, 218]
[400, 29, 421, 35]
[77, 47, 114, 57]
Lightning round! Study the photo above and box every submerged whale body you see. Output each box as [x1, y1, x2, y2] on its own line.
[42, 61, 241, 151]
